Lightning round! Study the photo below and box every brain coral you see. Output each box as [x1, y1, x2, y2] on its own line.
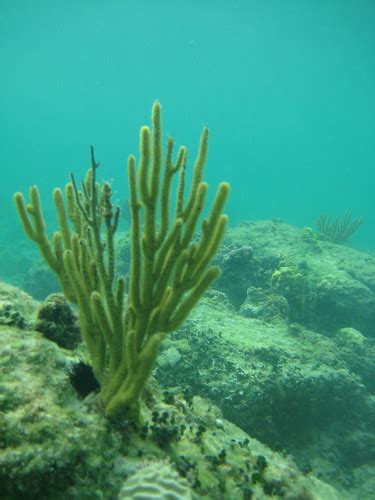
[118, 462, 193, 499]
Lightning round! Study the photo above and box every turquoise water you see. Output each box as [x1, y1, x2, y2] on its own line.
[1, 0, 374, 257]
[1, 3, 375, 498]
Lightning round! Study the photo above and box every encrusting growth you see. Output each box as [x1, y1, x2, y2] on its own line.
[14, 102, 229, 419]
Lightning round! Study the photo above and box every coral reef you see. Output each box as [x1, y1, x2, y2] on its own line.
[0, 316, 342, 499]
[155, 221, 375, 497]
[216, 220, 375, 337]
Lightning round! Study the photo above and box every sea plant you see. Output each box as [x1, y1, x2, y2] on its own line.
[315, 211, 363, 244]
[14, 102, 229, 419]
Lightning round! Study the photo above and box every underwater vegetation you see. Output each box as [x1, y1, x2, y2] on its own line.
[13, 101, 229, 420]
[315, 211, 363, 244]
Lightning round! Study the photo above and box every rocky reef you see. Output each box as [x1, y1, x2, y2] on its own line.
[1, 219, 374, 498]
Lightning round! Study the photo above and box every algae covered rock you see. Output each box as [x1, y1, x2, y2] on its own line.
[0, 326, 123, 499]
[34, 293, 80, 349]
[156, 293, 375, 497]
[0, 281, 38, 328]
[0, 317, 343, 499]
[217, 221, 375, 337]
[332, 327, 366, 352]
[239, 285, 289, 322]
[315, 272, 375, 335]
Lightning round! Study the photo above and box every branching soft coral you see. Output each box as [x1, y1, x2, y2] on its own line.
[14, 102, 229, 419]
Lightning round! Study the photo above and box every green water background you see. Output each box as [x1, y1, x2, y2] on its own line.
[1, 0, 374, 270]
